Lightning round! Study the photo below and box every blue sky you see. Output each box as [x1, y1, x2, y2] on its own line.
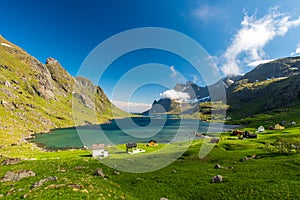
[1, 0, 300, 112]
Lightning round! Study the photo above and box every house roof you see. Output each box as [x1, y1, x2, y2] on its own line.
[91, 143, 104, 150]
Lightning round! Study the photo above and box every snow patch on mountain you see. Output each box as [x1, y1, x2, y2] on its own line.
[1, 42, 11, 48]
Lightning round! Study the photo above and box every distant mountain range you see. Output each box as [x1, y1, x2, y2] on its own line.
[144, 56, 300, 119]
[0, 36, 126, 146]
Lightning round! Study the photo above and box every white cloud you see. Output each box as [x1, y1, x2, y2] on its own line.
[247, 59, 275, 67]
[190, 74, 198, 83]
[112, 100, 152, 113]
[160, 89, 190, 100]
[290, 42, 300, 56]
[193, 4, 222, 23]
[169, 66, 177, 79]
[221, 8, 300, 75]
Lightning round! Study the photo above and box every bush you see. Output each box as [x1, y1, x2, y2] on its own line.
[266, 138, 300, 154]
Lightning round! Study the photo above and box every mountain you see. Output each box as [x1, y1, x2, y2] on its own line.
[143, 56, 300, 120]
[242, 57, 300, 82]
[226, 57, 300, 118]
[174, 81, 209, 99]
[0, 36, 126, 146]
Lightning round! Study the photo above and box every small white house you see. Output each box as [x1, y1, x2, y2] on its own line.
[257, 125, 265, 132]
[91, 144, 106, 158]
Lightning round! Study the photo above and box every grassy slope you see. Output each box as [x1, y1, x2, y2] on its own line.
[1, 125, 300, 199]
[0, 36, 127, 148]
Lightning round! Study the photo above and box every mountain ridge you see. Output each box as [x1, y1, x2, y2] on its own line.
[0, 36, 127, 146]
[143, 56, 300, 120]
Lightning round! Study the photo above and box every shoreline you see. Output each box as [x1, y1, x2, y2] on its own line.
[28, 116, 239, 152]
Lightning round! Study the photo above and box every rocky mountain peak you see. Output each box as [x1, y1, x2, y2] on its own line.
[46, 57, 59, 65]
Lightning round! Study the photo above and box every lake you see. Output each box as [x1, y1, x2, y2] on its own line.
[32, 117, 236, 149]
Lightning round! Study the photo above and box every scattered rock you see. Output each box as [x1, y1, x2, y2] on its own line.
[241, 155, 256, 162]
[0, 64, 8, 69]
[46, 184, 66, 189]
[68, 183, 83, 189]
[26, 103, 35, 108]
[2, 170, 35, 182]
[4, 80, 11, 88]
[31, 176, 57, 189]
[214, 164, 223, 169]
[82, 189, 89, 193]
[1, 100, 14, 110]
[94, 168, 105, 178]
[58, 169, 66, 173]
[1, 158, 20, 165]
[212, 175, 223, 183]
[113, 171, 120, 175]
[172, 169, 177, 173]
[6, 188, 15, 196]
[160, 198, 169, 200]
[74, 166, 85, 170]
[11, 79, 20, 85]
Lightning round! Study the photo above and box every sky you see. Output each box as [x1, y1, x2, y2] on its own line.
[1, 0, 300, 112]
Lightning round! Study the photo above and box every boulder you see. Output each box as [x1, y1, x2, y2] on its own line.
[2, 170, 35, 182]
[1, 158, 20, 165]
[94, 168, 105, 178]
[113, 171, 120, 175]
[31, 176, 57, 189]
[214, 164, 222, 169]
[212, 175, 223, 183]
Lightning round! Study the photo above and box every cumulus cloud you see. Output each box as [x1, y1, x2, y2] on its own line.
[190, 74, 198, 83]
[112, 100, 152, 113]
[160, 89, 190, 100]
[222, 8, 300, 75]
[169, 66, 177, 79]
[290, 42, 300, 56]
[247, 59, 275, 67]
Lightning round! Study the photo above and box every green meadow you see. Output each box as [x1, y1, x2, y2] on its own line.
[1, 122, 300, 199]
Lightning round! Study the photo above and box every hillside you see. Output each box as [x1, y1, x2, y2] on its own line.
[242, 57, 300, 82]
[227, 57, 300, 119]
[0, 36, 126, 146]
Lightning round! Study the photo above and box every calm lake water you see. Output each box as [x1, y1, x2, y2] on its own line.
[33, 117, 236, 149]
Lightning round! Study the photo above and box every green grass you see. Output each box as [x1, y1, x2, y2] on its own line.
[1, 125, 300, 199]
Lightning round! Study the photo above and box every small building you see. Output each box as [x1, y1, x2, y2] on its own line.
[257, 126, 265, 132]
[146, 140, 158, 147]
[91, 144, 108, 158]
[274, 124, 285, 130]
[210, 138, 220, 143]
[126, 143, 137, 153]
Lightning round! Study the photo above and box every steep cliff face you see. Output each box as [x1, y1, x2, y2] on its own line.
[0, 36, 126, 146]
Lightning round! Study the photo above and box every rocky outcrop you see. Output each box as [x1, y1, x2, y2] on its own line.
[2, 170, 35, 182]
[46, 57, 75, 93]
[1, 158, 20, 165]
[30, 59, 55, 100]
[31, 176, 58, 189]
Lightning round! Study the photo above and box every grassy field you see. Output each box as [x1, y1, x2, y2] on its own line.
[1, 124, 300, 199]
